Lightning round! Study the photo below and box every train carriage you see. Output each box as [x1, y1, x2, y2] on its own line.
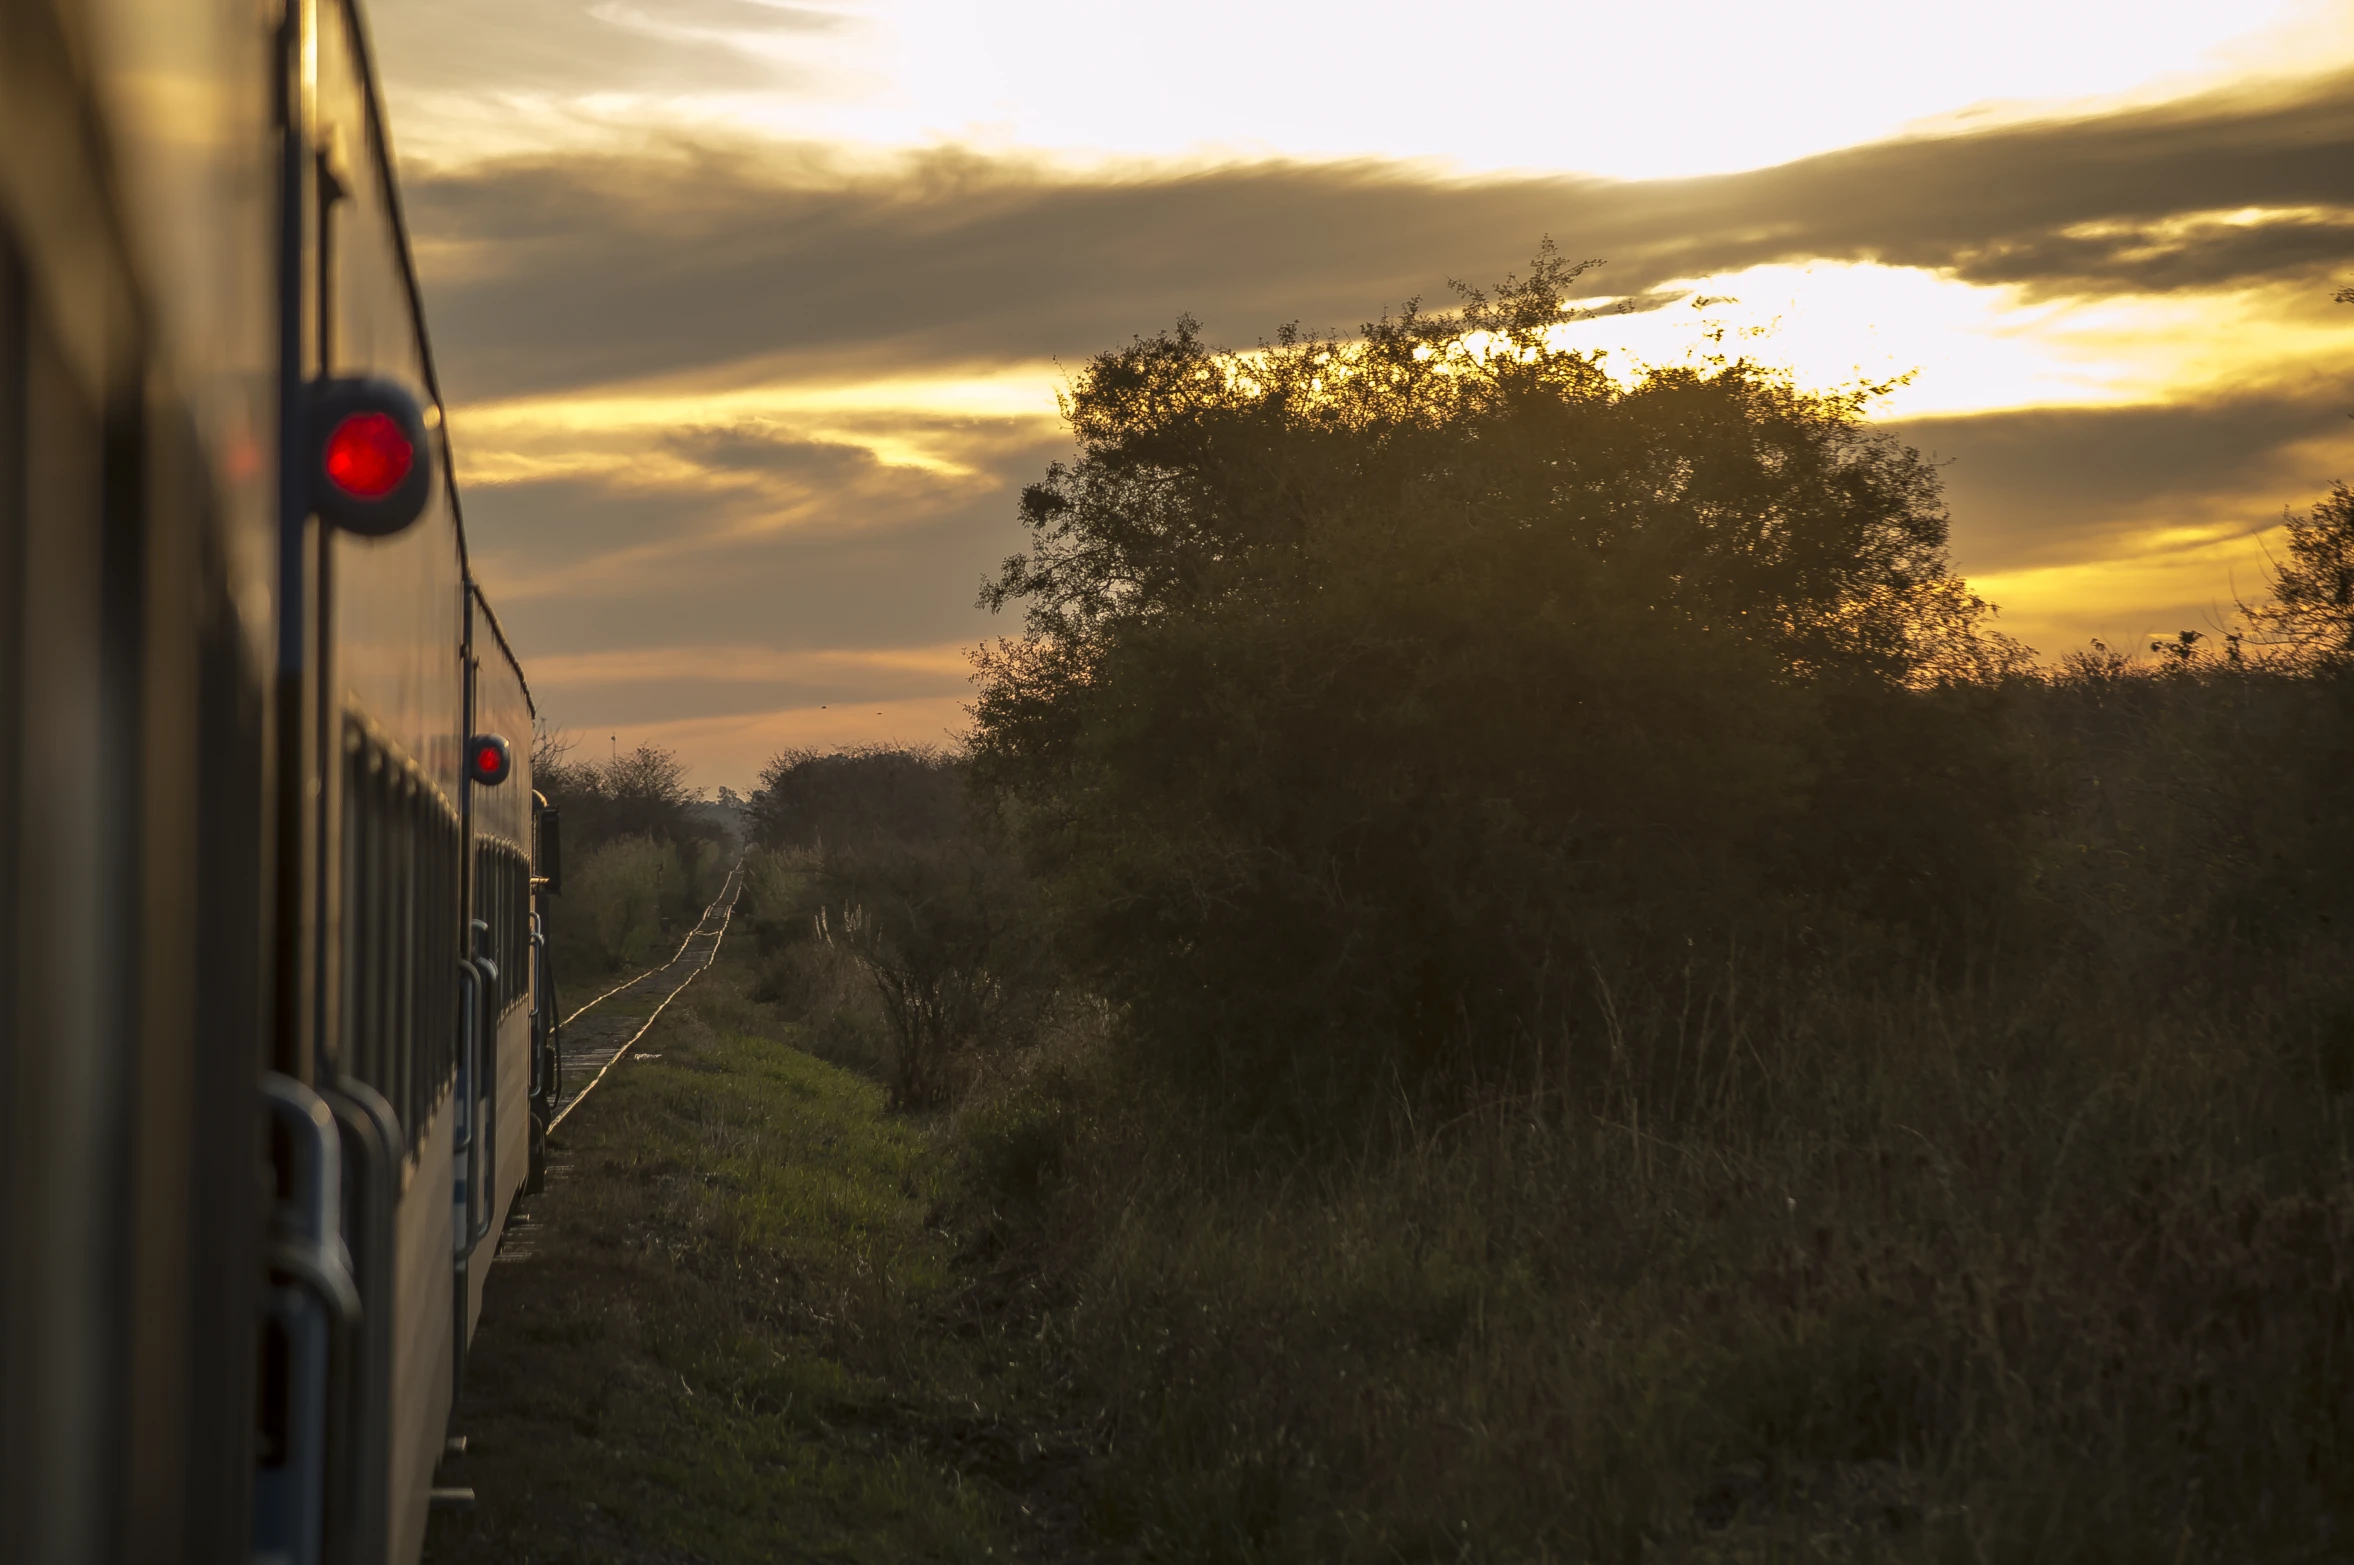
[0, 2, 555, 1561]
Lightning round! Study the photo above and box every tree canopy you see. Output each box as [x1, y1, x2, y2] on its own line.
[534, 734, 710, 851]
[970, 250, 2027, 1123]
[748, 744, 965, 851]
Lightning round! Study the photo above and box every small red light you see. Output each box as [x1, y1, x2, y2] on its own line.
[476, 745, 502, 774]
[323, 411, 414, 500]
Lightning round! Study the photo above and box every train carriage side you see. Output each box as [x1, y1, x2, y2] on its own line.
[306, 2, 540, 1560]
[0, 1, 280, 1562]
[463, 597, 535, 1351]
[0, 2, 545, 1560]
[299, 12, 468, 1565]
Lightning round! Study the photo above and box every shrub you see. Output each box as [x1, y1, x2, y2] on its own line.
[750, 744, 965, 850]
[734, 846, 818, 955]
[820, 835, 1056, 1109]
[569, 835, 682, 973]
[740, 766, 1059, 1110]
[971, 251, 2029, 1129]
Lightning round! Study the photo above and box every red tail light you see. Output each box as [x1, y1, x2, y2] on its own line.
[307, 376, 433, 535]
[467, 734, 512, 787]
[323, 412, 414, 500]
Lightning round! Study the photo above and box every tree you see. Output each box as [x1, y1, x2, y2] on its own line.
[749, 745, 1052, 1108]
[535, 738, 707, 853]
[600, 742, 700, 841]
[2248, 483, 2354, 664]
[2243, 283, 2354, 663]
[749, 745, 964, 851]
[970, 248, 2024, 1124]
[822, 835, 1051, 1109]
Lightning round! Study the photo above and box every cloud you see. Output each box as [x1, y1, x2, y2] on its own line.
[405, 66, 2354, 401]
[1592, 75, 2354, 298]
[1901, 382, 2354, 572]
[659, 425, 880, 476]
[1883, 382, 2354, 658]
[456, 401, 1064, 593]
[400, 61, 2354, 787]
[369, 0, 853, 98]
[525, 640, 970, 726]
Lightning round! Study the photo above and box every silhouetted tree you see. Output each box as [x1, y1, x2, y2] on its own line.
[750, 745, 964, 850]
[970, 247, 2029, 1125]
[2249, 484, 2354, 664]
[535, 737, 707, 852]
[749, 744, 1051, 1107]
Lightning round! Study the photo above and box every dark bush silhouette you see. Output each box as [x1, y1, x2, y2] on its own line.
[538, 737, 712, 852]
[532, 734, 725, 980]
[748, 746, 1053, 1107]
[749, 743, 965, 850]
[970, 250, 2029, 1127]
[2246, 481, 2354, 664]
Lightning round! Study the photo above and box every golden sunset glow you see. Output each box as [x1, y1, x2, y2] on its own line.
[372, 0, 2354, 791]
[1560, 265, 2354, 417]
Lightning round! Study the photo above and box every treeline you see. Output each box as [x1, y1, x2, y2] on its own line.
[722, 260, 2354, 1557]
[535, 738, 735, 989]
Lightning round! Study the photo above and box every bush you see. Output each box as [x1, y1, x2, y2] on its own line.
[819, 835, 1056, 1109]
[2019, 652, 2354, 975]
[734, 846, 817, 954]
[750, 744, 966, 850]
[920, 269, 2354, 1554]
[535, 735, 726, 989]
[741, 763, 1059, 1110]
[537, 738, 713, 852]
[569, 835, 683, 973]
[971, 251, 2029, 1130]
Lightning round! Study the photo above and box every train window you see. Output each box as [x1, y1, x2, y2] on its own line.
[470, 840, 530, 1018]
[339, 722, 461, 1155]
[336, 723, 534, 1154]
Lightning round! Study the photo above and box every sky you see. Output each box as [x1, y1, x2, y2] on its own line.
[370, 0, 2354, 795]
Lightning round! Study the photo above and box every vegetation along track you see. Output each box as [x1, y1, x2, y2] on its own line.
[548, 861, 743, 1130]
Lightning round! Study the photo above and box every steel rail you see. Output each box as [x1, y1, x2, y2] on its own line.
[547, 863, 743, 1133]
[557, 862, 742, 1027]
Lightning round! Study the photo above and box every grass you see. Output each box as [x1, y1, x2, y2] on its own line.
[960, 946, 2354, 1563]
[436, 723, 2354, 1560]
[423, 942, 1098, 1564]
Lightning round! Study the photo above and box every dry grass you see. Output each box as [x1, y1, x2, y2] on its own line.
[425, 913, 2354, 1563]
[448, 665, 2354, 1561]
[956, 942, 2354, 1562]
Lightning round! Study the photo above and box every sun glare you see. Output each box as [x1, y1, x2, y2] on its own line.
[377, 0, 2354, 180]
[1552, 262, 2354, 419]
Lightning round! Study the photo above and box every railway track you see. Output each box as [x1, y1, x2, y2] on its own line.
[547, 862, 743, 1131]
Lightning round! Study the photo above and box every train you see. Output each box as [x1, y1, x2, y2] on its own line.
[0, 1, 562, 1561]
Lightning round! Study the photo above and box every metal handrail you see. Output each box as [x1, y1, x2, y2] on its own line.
[263, 1075, 361, 1321]
[324, 1077, 400, 1562]
[531, 915, 559, 1138]
[253, 1074, 361, 1565]
[452, 956, 489, 1260]
[471, 939, 498, 1251]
